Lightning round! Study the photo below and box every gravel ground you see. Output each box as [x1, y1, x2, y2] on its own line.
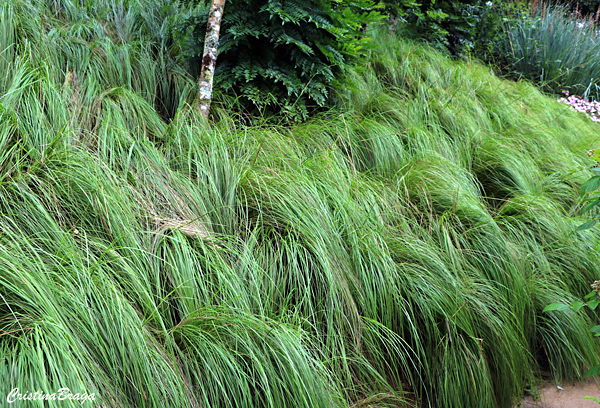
[517, 381, 600, 408]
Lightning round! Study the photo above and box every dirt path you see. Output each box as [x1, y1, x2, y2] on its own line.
[517, 381, 600, 408]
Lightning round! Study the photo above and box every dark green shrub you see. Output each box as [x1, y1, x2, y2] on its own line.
[174, 0, 383, 121]
[385, 0, 509, 58]
[567, 0, 600, 17]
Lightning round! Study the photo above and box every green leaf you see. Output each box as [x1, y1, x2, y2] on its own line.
[576, 219, 597, 231]
[590, 325, 600, 336]
[585, 291, 597, 300]
[581, 176, 600, 196]
[542, 303, 570, 312]
[581, 200, 600, 214]
[588, 298, 599, 310]
[584, 364, 600, 377]
[572, 301, 585, 312]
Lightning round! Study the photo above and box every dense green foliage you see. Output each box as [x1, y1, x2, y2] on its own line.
[387, 0, 509, 57]
[174, 0, 383, 120]
[2, 1, 600, 408]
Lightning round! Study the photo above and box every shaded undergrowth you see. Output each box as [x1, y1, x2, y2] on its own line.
[1, 1, 600, 407]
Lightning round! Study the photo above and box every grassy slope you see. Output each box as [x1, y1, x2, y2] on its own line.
[1, 1, 600, 407]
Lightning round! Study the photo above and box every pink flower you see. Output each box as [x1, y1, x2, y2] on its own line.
[558, 90, 600, 123]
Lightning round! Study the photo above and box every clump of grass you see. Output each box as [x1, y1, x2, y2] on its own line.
[1, 4, 600, 408]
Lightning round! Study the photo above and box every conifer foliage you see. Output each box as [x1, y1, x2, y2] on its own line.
[175, 0, 382, 120]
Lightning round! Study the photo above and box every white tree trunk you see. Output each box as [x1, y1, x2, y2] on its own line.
[197, 0, 226, 118]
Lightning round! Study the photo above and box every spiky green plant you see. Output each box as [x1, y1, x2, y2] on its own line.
[502, 3, 600, 100]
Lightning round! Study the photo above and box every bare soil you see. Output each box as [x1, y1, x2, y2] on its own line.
[516, 380, 600, 408]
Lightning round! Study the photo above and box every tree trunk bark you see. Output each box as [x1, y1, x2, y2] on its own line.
[197, 0, 226, 118]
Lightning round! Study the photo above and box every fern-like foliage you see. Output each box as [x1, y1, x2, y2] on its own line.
[174, 0, 383, 121]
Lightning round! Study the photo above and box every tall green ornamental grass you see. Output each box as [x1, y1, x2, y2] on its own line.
[503, 2, 600, 100]
[1, 1, 600, 408]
